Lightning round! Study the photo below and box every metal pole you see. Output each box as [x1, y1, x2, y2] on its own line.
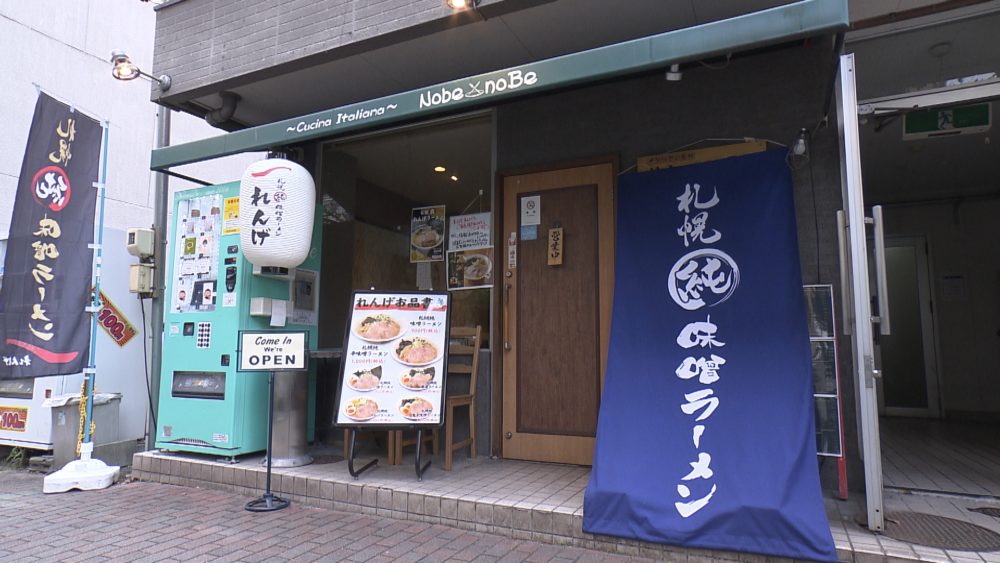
[82, 122, 111, 449]
[146, 105, 170, 450]
[838, 53, 884, 532]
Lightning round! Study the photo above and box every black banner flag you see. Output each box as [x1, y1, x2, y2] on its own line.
[0, 93, 101, 379]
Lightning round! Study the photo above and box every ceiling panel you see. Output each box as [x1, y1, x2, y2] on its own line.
[848, 11, 1000, 100]
[848, 9, 1000, 204]
[329, 117, 494, 213]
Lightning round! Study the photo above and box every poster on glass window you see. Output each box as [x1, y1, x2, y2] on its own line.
[335, 291, 450, 427]
[447, 248, 494, 290]
[447, 212, 493, 290]
[410, 205, 445, 263]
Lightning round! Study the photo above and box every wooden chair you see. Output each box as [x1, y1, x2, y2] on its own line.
[393, 325, 482, 470]
[443, 325, 481, 470]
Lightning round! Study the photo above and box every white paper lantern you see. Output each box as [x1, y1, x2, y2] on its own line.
[239, 158, 315, 268]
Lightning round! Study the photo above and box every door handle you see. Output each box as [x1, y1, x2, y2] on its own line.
[836, 210, 853, 336]
[871, 205, 891, 335]
[503, 280, 511, 351]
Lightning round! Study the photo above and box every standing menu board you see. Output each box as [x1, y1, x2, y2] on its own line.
[336, 291, 450, 427]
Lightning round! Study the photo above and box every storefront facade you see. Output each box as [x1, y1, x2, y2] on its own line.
[149, 0, 852, 483]
[145, 0, 1000, 547]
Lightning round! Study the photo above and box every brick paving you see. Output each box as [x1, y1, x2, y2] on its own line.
[0, 470, 656, 562]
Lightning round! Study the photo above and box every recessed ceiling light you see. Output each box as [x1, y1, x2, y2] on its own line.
[450, 175, 459, 181]
[434, 166, 446, 172]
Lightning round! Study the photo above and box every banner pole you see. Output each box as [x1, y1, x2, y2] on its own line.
[81, 121, 110, 450]
[44, 112, 119, 493]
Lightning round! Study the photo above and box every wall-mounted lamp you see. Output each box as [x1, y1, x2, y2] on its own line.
[446, 0, 480, 10]
[110, 50, 172, 91]
[665, 63, 682, 82]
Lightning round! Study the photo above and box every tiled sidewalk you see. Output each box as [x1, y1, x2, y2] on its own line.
[131, 450, 1000, 562]
[0, 469, 654, 562]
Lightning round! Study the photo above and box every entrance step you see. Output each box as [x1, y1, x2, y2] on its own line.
[135, 450, 951, 562]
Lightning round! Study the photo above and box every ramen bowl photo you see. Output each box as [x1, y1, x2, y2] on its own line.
[343, 397, 379, 421]
[354, 314, 404, 342]
[347, 366, 382, 391]
[399, 397, 434, 420]
[463, 253, 492, 286]
[411, 224, 442, 250]
[393, 337, 439, 366]
[400, 366, 435, 390]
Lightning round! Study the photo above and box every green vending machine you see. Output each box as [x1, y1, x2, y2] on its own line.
[156, 182, 321, 457]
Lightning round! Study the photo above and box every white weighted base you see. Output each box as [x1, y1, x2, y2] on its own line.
[43, 442, 120, 493]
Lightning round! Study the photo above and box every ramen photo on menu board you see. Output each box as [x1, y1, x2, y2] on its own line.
[347, 366, 382, 391]
[400, 366, 435, 390]
[344, 398, 379, 421]
[354, 314, 403, 342]
[394, 337, 439, 366]
[399, 397, 434, 420]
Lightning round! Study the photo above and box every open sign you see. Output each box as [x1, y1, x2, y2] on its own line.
[239, 331, 307, 371]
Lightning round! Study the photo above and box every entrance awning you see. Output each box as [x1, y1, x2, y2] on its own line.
[150, 0, 848, 171]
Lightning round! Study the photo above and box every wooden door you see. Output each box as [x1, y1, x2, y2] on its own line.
[501, 163, 614, 465]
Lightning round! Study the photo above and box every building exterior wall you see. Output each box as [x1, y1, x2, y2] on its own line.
[151, 0, 510, 97]
[0, 0, 258, 442]
[150, 0, 965, 103]
[0, 0, 259, 241]
[495, 41, 860, 491]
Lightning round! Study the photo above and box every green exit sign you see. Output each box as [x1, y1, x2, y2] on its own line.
[903, 103, 991, 140]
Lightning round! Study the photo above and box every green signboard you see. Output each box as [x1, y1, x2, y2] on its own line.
[903, 103, 991, 140]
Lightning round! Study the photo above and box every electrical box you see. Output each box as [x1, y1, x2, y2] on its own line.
[126, 228, 155, 259]
[249, 297, 272, 316]
[129, 263, 154, 293]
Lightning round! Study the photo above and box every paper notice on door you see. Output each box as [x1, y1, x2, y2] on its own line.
[270, 299, 287, 327]
[416, 262, 433, 290]
[507, 232, 517, 269]
[521, 195, 540, 226]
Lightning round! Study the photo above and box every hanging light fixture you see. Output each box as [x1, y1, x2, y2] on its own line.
[110, 50, 172, 91]
[791, 128, 809, 157]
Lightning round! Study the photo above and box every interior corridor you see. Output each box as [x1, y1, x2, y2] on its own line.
[881, 417, 1000, 498]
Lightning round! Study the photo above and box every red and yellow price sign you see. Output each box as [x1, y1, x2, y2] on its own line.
[97, 290, 137, 347]
[0, 406, 28, 432]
